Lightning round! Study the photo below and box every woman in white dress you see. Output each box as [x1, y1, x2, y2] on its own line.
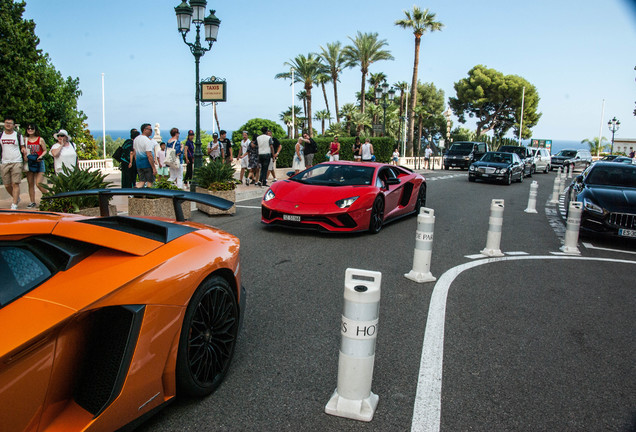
[292, 137, 305, 174]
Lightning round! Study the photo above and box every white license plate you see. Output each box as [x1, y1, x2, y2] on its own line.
[283, 214, 301, 222]
[618, 229, 636, 238]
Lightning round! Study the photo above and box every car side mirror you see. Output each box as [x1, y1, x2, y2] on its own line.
[575, 175, 583, 183]
[386, 178, 401, 186]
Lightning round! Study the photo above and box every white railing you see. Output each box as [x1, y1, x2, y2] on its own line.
[398, 156, 444, 170]
[78, 158, 118, 174]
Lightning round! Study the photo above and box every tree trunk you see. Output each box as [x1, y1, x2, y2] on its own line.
[321, 119, 325, 135]
[321, 82, 330, 118]
[306, 84, 313, 137]
[214, 102, 221, 132]
[360, 68, 367, 113]
[332, 73, 340, 123]
[407, 36, 421, 157]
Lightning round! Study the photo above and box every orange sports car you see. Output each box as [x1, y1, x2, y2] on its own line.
[0, 189, 245, 432]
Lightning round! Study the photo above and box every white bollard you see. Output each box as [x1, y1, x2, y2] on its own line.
[567, 164, 573, 179]
[404, 207, 436, 283]
[524, 181, 538, 213]
[325, 268, 381, 422]
[560, 201, 582, 255]
[480, 199, 505, 257]
[557, 166, 562, 179]
[549, 174, 561, 204]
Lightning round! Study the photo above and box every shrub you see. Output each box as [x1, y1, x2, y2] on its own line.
[152, 178, 181, 191]
[39, 165, 112, 212]
[194, 159, 237, 191]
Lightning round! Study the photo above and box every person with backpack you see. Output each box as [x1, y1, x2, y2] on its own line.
[50, 129, 77, 173]
[166, 127, 184, 188]
[1, 116, 27, 209]
[119, 128, 138, 188]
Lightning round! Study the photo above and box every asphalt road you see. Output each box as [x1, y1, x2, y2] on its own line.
[138, 169, 636, 432]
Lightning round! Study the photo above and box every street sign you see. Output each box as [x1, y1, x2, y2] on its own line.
[530, 139, 552, 152]
[200, 76, 227, 102]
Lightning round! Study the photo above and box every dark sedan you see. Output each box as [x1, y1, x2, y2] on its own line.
[468, 151, 525, 185]
[565, 162, 636, 239]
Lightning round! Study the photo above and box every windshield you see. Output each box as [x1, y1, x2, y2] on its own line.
[499, 146, 525, 157]
[291, 163, 375, 186]
[586, 165, 636, 188]
[556, 150, 577, 157]
[480, 152, 512, 164]
[449, 143, 474, 153]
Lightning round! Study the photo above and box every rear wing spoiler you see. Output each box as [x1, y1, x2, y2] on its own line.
[42, 188, 233, 222]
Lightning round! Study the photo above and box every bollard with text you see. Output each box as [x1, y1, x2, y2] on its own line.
[524, 181, 538, 213]
[560, 201, 582, 255]
[480, 199, 505, 257]
[325, 268, 381, 422]
[405, 207, 436, 283]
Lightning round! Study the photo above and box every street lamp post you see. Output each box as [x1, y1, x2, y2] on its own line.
[175, 1, 220, 192]
[607, 116, 620, 155]
[375, 83, 395, 136]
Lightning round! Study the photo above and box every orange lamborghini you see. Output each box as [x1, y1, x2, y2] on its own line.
[0, 189, 245, 432]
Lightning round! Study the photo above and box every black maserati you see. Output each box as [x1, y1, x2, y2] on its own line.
[565, 162, 636, 239]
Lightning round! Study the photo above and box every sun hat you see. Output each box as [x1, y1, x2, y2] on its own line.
[53, 129, 69, 139]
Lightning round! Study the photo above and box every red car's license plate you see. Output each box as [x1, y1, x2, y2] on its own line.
[283, 214, 301, 222]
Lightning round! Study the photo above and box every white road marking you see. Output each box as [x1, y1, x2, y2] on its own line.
[465, 251, 529, 259]
[236, 205, 261, 209]
[582, 242, 636, 255]
[410, 255, 636, 432]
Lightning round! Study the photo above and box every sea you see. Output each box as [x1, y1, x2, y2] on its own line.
[93, 131, 589, 155]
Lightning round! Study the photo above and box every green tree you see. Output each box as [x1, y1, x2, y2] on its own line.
[449, 65, 541, 138]
[415, 82, 446, 148]
[581, 136, 610, 156]
[0, 1, 97, 158]
[395, 6, 443, 156]
[275, 53, 324, 137]
[231, 118, 286, 146]
[343, 32, 394, 114]
[315, 72, 331, 118]
[319, 41, 347, 123]
[314, 110, 332, 135]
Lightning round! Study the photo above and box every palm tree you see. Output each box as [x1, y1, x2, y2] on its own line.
[582, 136, 610, 155]
[339, 103, 358, 131]
[368, 72, 387, 104]
[296, 90, 308, 131]
[342, 31, 394, 114]
[280, 105, 304, 137]
[315, 72, 332, 118]
[350, 110, 372, 135]
[395, 6, 443, 156]
[319, 41, 347, 123]
[275, 53, 324, 137]
[314, 110, 332, 135]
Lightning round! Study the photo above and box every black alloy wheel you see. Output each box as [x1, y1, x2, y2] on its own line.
[368, 196, 385, 234]
[518, 169, 524, 183]
[414, 184, 427, 214]
[176, 275, 239, 397]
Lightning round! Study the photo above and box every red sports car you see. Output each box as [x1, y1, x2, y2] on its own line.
[261, 161, 426, 233]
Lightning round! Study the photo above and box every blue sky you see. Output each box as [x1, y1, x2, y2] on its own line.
[23, 0, 636, 141]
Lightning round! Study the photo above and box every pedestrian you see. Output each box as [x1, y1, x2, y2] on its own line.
[184, 130, 194, 187]
[166, 127, 184, 188]
[352, 136, 362, 161]
[292, 136, 305, 174]
[302, 132, 318, 168]
[133, 123, 157, 187]
[207, 132, 221, 160]
[256, 126, 273, 186]
[329, 136, 340, 161]
[247, 133, 260, 185]
[50, 129, 77, 173]
[156, 142, 169, 180]
[392, 147, 399, 165]
[219, 130, 233, 164]
[629, 148, 634, 159]
[237, 130, 250, 185]
[120, 129, 138, 188]
[1, 116, 27, 209]
[424, 144, 433, 169]
[267, 130, 281, 182]
[24, 123, 48, 208]
[361, 137, 374, 162]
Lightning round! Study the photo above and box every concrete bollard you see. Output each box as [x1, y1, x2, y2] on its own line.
[567, 164, 573, 179]
[549, 174, 561, 204]
[560, 201, 582, 255]
[524, 181, 539, 214]
[404, 207, 436, 283]
[325, 268, 381, 422]
[557, 166, 562, 179]
[480, 199, 505, 257]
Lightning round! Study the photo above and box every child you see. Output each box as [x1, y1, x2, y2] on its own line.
[156, 142, 169, 180]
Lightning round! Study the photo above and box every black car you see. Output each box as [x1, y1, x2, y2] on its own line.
[565, 162, 636, 239]
[468, 151, 525, 185]
[611, 156, 635, 164]
[551, 149, 592, 171]
[498, 145, 534, 176]
[443, 141, 489, 170]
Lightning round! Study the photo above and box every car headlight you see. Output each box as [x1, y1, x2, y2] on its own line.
[583, 198, 604, 215]
[463, 156, 470, 160]
[443, 155, 448, 160]
[336, 196, 359, 208]
[264, 189, 275, 201]
[469, 165, 475, 171]
[498, 168, 508, 174]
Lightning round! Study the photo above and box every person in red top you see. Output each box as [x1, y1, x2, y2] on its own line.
[329, 136, 340, 161]
[24, 123, 48, 208]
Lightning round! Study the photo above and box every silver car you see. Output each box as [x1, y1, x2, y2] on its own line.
[527, 147, 551, 173]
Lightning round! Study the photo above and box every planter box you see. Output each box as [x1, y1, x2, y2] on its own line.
[196, 187, 236, 215]
[78, 204, 118, 217]
[127, 197, 191, 219]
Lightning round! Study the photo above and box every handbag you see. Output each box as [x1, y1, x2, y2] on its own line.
[165, 147, 177, 168]
[27, 154, 40, 172]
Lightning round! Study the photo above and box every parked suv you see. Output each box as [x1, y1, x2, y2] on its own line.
[443, 141, 489, 170]
[551, 149, 592, 171]
[526, 147, 551, 173]
[498, 145, 533, 177]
